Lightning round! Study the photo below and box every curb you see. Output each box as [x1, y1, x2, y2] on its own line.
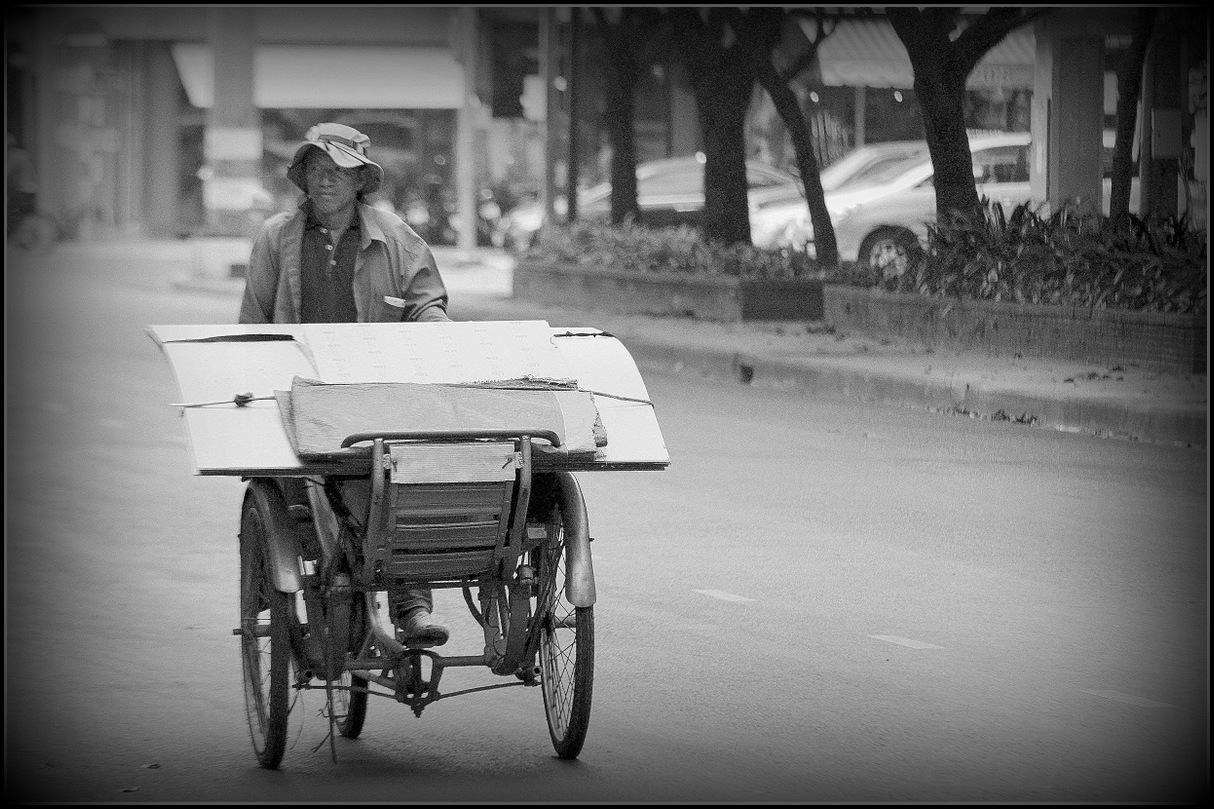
[589, 330, 1208, 448]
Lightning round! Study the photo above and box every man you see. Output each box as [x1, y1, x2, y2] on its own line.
[239, 122, 450, 646]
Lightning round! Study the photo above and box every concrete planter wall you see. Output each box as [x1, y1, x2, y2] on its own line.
[514, 261, 1206, 375]
[512, 261, 823, 321]
[824, 285, 1207, 375]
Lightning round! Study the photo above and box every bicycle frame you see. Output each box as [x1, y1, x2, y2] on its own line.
[262, 431, 593, 717]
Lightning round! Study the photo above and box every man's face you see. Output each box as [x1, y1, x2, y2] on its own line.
[303, 150, 363, 217]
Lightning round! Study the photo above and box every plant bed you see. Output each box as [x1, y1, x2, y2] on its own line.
[833, 202, 1208, 373]
[823, 284, 1207, 374]
[516, 215, 1206, 371]
[516, 221, 823, 321]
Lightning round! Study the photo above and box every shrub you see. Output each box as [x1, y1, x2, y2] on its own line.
[525, 219, 818, 279]
[878, 200, 1207, 315]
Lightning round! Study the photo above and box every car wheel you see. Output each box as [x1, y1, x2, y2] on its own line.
[859, 228, 922, 283]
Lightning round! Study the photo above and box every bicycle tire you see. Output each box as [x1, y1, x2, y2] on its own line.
[534, 489, 594, 759]
[238, 480, 296, 769]
[334, 593, 369, 739]
[859, 226, 922, 282]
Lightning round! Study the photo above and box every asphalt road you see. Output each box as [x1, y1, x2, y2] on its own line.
[4, 242, 1209, 803]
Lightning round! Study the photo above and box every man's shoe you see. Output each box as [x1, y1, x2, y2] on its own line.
[401, 608, 449, 647]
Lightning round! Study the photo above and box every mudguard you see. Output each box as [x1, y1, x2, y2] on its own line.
[265, 530, 303, 594]
[244, 479, 303, 594]
[555, 471, 595, 607]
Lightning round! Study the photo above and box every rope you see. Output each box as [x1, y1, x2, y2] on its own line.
[172, 382, 655, 409]
[442, 376, 655, 406]
[171, 392, 272, 408]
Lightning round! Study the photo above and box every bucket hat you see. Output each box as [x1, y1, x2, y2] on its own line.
[287, 122, 384, 194]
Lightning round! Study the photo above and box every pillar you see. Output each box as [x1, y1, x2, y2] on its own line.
[453, 7, 479, 252]
[204, 6, 261, 237]
[1030, 11, 1106, 216]
[541, 7, 570, 226]
[141, 41, 182, 237]
[1139, 12, 1184, 219]
[50, 11, 121, 239]
[565, 7, 581, 221]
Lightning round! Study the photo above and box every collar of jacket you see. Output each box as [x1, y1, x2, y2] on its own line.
[283, 201, 389, 318]
[299, 199, 387, 252]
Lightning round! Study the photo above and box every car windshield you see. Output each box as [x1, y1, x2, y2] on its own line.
[747, 166, 796, 189]
[973, 144, 1030, 183]
[841, 154, 928, 189]
[637, 161, 795, 197]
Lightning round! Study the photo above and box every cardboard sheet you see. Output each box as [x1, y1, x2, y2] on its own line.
[276, 377, 602, 459]
[148, 321, 668, 475]
[160, 339, 318, 405]
[300, 321, 569, 384]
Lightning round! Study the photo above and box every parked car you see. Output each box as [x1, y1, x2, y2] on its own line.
[749, 140, 932, 249]
[501, 145, 948, 251]
[753, 131, 1140, 272]
[500, 153, 802, 250]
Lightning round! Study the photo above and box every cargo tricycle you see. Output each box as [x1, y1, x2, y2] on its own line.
[149, 320, 667, 769]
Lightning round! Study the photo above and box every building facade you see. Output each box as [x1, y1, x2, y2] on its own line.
[6, 6, 1206, 243]
[6, 6, 506, 242]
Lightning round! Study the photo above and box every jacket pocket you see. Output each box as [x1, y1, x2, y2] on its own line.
[371, 294, 409, 322]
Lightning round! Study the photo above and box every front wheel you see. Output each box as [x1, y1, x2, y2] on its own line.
[859, 227, 922, 285]
[532, 486, 594, 759]
[238, 481, 297, 769]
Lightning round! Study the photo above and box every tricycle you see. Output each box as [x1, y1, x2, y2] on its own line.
[149, 320, 667, 769]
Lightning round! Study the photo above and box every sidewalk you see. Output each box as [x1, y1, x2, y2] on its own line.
[168, 238, 1208, 449]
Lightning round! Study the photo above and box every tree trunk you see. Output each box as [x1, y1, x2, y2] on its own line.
[697, 85, 754, 244]
[595, 8, 655, 226]
[915, 66, 982, 225]
[759, 72, 839, 267]
[1110, 8, 1157, 219]
[889, 8, 984, 226]
[603, 77, 640, 225]
[734, 5, 841, 268]
[670, 9, 756, 245]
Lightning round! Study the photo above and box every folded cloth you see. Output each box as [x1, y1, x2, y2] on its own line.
[277, 376, 602, 460]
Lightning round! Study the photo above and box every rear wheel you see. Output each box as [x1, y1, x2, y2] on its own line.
[533, 486, 594, 759]
[859, 227, 922, 284]
[334, 593, 369, 739]
[238, 481, 297, 769]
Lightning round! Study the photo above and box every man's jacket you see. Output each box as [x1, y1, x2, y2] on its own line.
[238, 202, 450, 324]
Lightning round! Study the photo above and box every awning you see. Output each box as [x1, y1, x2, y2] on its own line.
[811, 18, 1035, 90]
[171, 44, 465, 109]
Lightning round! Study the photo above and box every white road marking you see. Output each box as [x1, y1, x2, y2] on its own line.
[1081, 689, 1175, 708]
[870, 635, 944, 649]
[693, 589, 755, 603]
